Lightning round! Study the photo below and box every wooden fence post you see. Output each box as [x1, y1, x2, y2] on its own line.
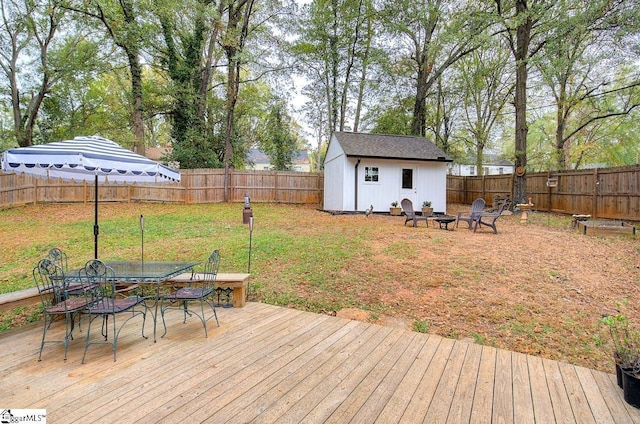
[547, 170, 552, 213]
[593, 168, 599, 219]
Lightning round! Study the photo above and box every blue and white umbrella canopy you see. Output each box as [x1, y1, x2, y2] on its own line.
[1, 135, 181, 258]
[1, 135, 180, 184]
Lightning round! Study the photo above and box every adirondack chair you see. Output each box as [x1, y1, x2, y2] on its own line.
[401, 198, 428, 227]
[456, 198, 486, 229]
[473, 199, 509, 234]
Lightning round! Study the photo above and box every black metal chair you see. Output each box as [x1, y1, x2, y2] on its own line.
[160, 249, 220, 338]
[80, 259, 147, 363]
[34, 258, 90, 361]
[401, 198, 428, 227]
[456, 198, 486, 229]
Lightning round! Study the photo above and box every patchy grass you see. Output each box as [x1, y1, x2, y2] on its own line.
[1, 202, 639, 373]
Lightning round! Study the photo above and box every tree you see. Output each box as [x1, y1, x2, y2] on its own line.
[535, 1, 640, 170]
[64, 0, 147, 154]
[260, 99, 298, 171]
[424, 74, 460, 155]
[154, 0, 224, 168]
[0, 0, 65, 146]
[292, 0, 378, 140]
[380, 0, 490, 137]
[456, 45, 513, 176]
[221, 0, 256, 200]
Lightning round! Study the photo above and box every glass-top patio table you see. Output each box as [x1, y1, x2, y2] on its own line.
[99, 261, 199, 342]
[103, 261, 198, 282]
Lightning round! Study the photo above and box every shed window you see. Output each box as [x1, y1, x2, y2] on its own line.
[402, 168, 413, 189]
[364, 167, 379, 182]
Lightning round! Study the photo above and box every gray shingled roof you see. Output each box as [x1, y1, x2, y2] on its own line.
[333, 132, 451, 162]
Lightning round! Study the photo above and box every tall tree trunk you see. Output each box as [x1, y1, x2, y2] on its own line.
[555, 98, 568, 170]
[353, 18, 371, 133]
[198, 1, 225, 120]
[224, 58, 239, 202]
[64, 1, 145, 152]
[513, 0, 531, 204]
[222, 0, 255, 201]
[330, 0, 339, 132]
[127, 49, 145, 154]
[476, 144, 485, 177]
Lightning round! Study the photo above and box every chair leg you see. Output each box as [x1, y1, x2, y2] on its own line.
[82, 314, 96, 364]
[62, 312, 75, 361]
[38, 315, 54, 361]
[111, 313, 117, 362]
[39, 312, 77, 362]
[199, 300, 208, 338]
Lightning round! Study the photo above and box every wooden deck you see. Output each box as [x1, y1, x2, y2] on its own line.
[2, 302, 639, 423]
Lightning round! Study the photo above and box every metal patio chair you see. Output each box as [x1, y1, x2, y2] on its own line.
[34, 258, 90, 361]
[46, 247, 89, 297]
[46, 247, 68, 272]
[160, 249, 220, 338]
[456, 198, 486, 229]
[81, 259, 147, 363]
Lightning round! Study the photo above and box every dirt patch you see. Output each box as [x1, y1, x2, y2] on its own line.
[336, 307, 371, 321]
[336, 307, 413, 331]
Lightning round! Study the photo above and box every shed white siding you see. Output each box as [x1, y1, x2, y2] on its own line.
[356, 159, 447, 213]
[323, 137, 347, 211]
[324, 132, 450, 213]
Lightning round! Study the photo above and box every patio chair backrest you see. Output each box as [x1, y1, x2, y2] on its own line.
[47, 247, 68, 272]
[79, 259, 116, 306]
[401, 198, 416, 215]
[201, 249, 220, 289]
[33, 258, 65, 306]
[469, 198, 486, 218]
[495, 199, 509, 215]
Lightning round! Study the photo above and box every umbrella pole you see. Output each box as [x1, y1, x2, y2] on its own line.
[94, 175, 99, 259]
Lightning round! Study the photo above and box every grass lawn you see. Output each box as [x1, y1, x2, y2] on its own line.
[1, 201, 638, 373]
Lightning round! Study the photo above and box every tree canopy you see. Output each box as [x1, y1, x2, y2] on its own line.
[0, 0, 638, 189]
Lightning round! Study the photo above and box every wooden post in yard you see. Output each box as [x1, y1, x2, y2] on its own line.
[593, 168, 599, 219]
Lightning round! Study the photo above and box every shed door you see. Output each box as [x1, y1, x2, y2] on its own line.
[400, 167, 416, 202]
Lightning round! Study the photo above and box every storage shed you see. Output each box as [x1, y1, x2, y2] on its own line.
[323, 132, 452, 213]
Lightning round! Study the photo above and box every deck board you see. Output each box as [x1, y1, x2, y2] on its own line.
[2, 302, 640, 423]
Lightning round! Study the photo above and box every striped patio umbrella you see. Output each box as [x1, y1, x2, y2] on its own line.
[1, 135, 180, 258]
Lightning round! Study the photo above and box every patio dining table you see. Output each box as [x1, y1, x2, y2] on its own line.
[105, 261, 199, 341]
[69, 261, 199, 342]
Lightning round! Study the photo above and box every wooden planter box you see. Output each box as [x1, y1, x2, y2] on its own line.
[578, 220, 636, 237]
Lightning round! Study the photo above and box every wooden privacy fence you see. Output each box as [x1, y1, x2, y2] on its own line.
[2, 166, 638, 220]
[0, 169, 324, 207]
[448, 165, 640, 221]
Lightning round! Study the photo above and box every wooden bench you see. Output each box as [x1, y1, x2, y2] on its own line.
[0, 273, 250, 312]
[166, 273, 250, 308]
